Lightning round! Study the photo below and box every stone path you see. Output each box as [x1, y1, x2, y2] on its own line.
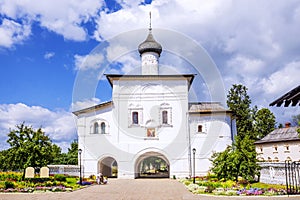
[0, 179, 299, 200]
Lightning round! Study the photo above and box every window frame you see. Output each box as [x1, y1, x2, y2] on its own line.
[100, 122, 106, 134]
[159, 103, 172, 127]
[94, 122, 99, 134]
[90, 119, 109, 134]
[132, 111, 139, 125]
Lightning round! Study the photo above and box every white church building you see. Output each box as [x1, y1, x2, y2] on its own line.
[73, 28, 236, 179]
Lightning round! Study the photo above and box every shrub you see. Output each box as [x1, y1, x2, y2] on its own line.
[238, 179, 249, 187]
[4, 181, 15, 189]
[183, 180, 191, 186]
[54, 174, 67, 182]
[221, 180, 236, 189]
[0, 172, 23, 182]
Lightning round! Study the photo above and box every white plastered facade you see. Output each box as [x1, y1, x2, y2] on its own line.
[73, 31, 236, 179]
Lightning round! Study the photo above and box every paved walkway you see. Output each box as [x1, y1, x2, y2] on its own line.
[0, 179, 299, 200]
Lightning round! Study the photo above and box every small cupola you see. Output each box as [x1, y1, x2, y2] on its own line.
[138, 30, 162, 56]
[138, 12, 162, 75]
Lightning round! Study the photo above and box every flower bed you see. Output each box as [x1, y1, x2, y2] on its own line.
[179, 177, 287, 196]
[0, 172, 94, 193]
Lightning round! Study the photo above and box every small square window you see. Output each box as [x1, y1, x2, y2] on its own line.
[162, 110, 168, 124]
[132, 112, 139, 124]
[197, 125, 203, 132]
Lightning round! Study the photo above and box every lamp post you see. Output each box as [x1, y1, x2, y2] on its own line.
[192, 148, 196, 184]
[78, 148, 82, 185]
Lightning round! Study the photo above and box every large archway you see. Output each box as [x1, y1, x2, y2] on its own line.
[98, 157, 118, 178]
[135, 152, 169, 178]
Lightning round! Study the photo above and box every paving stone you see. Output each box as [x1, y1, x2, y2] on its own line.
[0, 179, 299, 200]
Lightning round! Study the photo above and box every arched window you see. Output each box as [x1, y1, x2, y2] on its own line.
[162, 110, 168, 124]
[160, 103, 172, 126]
[285, 145, 289, 151]
[101, 122, 106, 134]
[286, 157, 292, 161]
[132, 112, 139, 124]
[94, 122, 99, 134]
[267, 157, 272, 162]
[198, 125, 203, 132]
[273, 157, 279, 162]
[258, 157, 264, 162]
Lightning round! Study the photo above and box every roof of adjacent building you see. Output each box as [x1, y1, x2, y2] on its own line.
[254, 126, 300, 144]
[188, 102, 232, 114]
[269, 85, 300, 107]
[72, 101, 112, 116]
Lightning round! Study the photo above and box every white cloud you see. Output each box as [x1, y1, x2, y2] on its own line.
[71, 97, 101, 111]
[0, 103, 76, 152]
[1, 0, 300, 125]
[261, 61, 300, 96]
[0, 18, 31, 48]
[226, 55, 265, 75]
[0, 0, 104, 44]
[44, 51, 55, 59]
[74, 53, 104, 71]
[106, 44, 130, 63]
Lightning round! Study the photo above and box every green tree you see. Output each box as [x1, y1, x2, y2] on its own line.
[227, 84, 253, 139]
[233, 135, 259, 181]
[5, 123, 60, 171]
[292, 114, 300, 126]
[211, 84, 263, 181]
[66, 140, 79, 165]
[52, 140, 78, 165]
[210, 146, 234, 180]
[211, 136, 259, 181]
[253, 108, 276, 139]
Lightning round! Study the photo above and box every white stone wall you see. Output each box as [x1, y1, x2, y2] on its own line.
[189, 114, 234, 175]
[258, 162, 286, 185]
[256, 140, 300, 162]
[76, 77, 235, 178]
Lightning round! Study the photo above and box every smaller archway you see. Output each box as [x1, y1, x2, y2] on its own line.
[98, 157, 118, 178]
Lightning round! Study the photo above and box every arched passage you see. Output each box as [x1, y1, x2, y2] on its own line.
[135, 151, 169, 178]
[98, 157, 118, 178]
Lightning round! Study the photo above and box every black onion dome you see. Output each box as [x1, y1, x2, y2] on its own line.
[138, 31, 162, 56]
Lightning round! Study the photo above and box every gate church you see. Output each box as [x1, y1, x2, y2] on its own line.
[73, 27, 236, 179]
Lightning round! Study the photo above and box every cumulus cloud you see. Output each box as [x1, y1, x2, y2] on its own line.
[71, 97, 102, 111]
[0, 103, 76, 152]
[1, 0, 300, 125]
[261, 61, 300, 96]
[74, 53, 104, 71]
[0, 18, 31, 48]
[0, 0, 104, 45]
[44, 51, 55, 59]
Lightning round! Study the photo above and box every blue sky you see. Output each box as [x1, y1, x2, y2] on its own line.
[0, 0, 300, 151]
